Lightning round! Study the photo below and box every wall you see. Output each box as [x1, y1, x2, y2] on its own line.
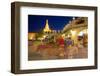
[0, 0, 99, 76]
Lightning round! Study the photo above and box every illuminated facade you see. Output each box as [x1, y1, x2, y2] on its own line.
[28, 33, 36, 40]
[62, 17, 88, 44]
[43, 19, 62, 34]
[43, 19, 52, 33]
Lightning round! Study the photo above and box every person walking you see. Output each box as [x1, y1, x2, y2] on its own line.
[64, 37, 69, 58]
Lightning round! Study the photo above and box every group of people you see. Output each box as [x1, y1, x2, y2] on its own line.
[56, 36, 74, 47]
[56, 35, 87, 59]
[41, 34, 87, 58]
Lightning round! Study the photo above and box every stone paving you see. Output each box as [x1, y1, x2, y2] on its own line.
[28, 40, 88, 60]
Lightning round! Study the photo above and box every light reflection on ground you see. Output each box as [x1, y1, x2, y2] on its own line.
[28, 40, 88, 60]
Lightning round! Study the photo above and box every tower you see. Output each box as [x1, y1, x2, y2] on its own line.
[43, 19, 52, 33]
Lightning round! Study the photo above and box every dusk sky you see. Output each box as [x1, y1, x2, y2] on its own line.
[28, 15, 74, 32]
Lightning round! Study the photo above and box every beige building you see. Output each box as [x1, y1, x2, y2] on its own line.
[62, 17, 88, 44]
[28, 33, 36, 40]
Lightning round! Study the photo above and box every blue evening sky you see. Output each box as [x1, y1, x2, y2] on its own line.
[28, 15, 75, 32]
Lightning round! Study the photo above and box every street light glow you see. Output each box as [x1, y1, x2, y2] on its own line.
[70, 30, 76, 36]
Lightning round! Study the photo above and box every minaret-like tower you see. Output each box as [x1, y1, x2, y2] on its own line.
[43, 19, 51, 33]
